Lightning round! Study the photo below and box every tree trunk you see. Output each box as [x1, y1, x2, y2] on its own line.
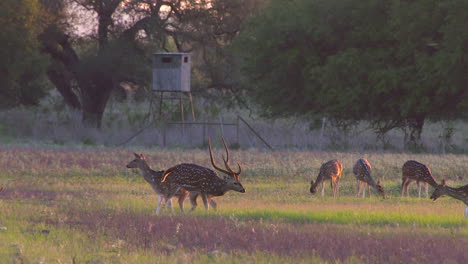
[80, 74, 113, 129]
[46, 64, 81, 110]
[405, 115, 425, 151]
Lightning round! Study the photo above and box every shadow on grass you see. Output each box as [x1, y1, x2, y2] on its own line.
[39, 208, 468, 263]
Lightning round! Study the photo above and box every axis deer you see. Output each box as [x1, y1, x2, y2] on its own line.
[310, 160, 343, 197]
[353, 158, 385, 198]
[126, 153, 191, 214]
[161, 137, 245, 211]
[401, 160, 438, 198]
[430, 179, 468, 217]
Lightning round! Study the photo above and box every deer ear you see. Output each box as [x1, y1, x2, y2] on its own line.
[441, 179, 446, 186]
[377, 180, 380, 185]
[140, 153, 146, 160]
[134, 153, 140, 158]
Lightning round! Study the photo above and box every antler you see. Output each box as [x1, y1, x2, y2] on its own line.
[221, 137, 242, 179]
[209, 138, 232, 176]
[221, 136, 230, 164]
[209, 137, 242, 181]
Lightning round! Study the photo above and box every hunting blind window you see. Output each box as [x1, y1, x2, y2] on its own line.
[162, 57, 172, 63]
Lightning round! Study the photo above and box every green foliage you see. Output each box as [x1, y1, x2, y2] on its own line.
[0, 0, 50, 108]
[235, 0, 467, 143]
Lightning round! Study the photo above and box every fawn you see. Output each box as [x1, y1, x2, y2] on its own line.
[353, 158, 385, 198]
[431, 179, 468, 217]
[126, 153, 190, 214]
[401, 160, 438, 198]
[310, 160, 343, 197]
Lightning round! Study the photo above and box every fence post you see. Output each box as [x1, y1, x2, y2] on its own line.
[162, 124, 167, 148]
[319, 117, 326, 151]
[236, 116, 240, 146]
[202, 119, 206, 146]
[219, 116, 224, 138]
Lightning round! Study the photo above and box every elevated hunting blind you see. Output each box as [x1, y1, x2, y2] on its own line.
[152, 53, 191, 92]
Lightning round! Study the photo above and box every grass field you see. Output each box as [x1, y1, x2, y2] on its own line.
[0, 146, 467, 263]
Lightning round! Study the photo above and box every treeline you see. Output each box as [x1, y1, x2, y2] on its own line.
[0, 0, 467, 149]
[235, 0, 467, 148]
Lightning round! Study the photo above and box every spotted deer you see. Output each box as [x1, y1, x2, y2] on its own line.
[126, 153, 193, 214]
[401, 160, 438, 198]
[353, 158, 385, 198]
[161, 137, 245, 211]
[430, 179, 468, 217]
[310, 160, 343, 197]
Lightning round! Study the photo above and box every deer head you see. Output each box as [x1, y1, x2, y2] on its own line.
[222, 176, 245, 193]
[310, 180, 318, 194]
[430, 179, 447, 201]
[208, 137, 244, 192]
[126, 153, 147, 168]
[376, 181, 386, 198]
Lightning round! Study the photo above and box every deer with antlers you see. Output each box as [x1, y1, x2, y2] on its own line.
[401, 160, 438, 198]
[310, 160, 343, 197]
[161, 137, 245, 211]
[126, 153, 215, 214]
[353, 158, 385, 198]
[430, 179, 468, 217]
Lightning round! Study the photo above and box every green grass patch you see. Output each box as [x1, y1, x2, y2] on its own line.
[218, 207, 467, 229]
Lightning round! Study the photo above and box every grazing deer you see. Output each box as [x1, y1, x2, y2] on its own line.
[430, 179, 468, 217]
[401, 160, 438, 198]
[353, 158, 385, 198]
[162, 137, 245, 211]
[310, 160, 343, 197]
[126, 153, 191, 214]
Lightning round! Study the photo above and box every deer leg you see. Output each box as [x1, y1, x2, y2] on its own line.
[336, 178, 340, 197]
[424, 182, 429, 198]
[178, 192, 188, 213]
[362, 182, 366, 198]
[401, 178, 407, 197]
[417, 181, 421, 198]
[209, 198, 217, 211]
[356, 180, 361, 197]
[155, 196, 164, 214]
[402, 178, 411, 197]
[405, 179, 411, 197]
[165, 198, 174, 213]
[321, 181, 325, 197]
[367, 183, 371, 198]
[164, 187, 181, 213]
[201, 193, 210, 211]
[331, 180, 336, 198]
[402, 178, 412, 197]
[189, 192, 198, 212]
